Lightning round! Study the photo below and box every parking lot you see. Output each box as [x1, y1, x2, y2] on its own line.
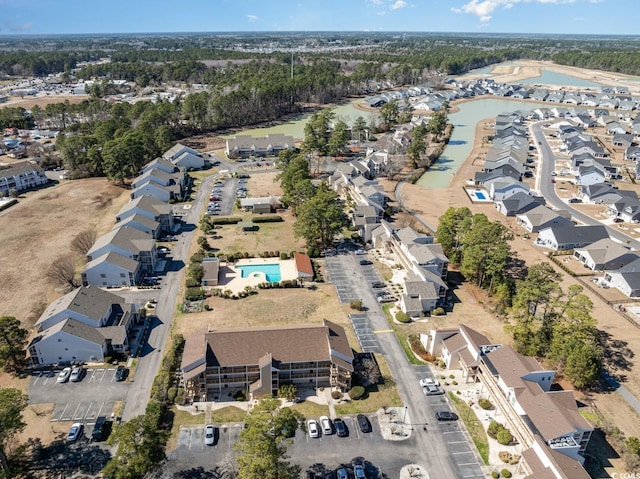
[169, 413, 412, 478]
[29, 367, 130, 422]
[349, 313, 381, 354]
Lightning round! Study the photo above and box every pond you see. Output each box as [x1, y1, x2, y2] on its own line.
[415, 98, 550, 189]
[517, 70, 606, 89]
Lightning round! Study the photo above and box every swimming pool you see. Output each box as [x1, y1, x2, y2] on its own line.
[237, 263, 282, 282]
[475, 191, 486, 200]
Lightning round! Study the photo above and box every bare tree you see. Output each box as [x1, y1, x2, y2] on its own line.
[385, 155, 404, 180]
[46, 255, 79, 290]
[71, 229, 97, 256]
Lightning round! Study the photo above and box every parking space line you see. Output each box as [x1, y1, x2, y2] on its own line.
[373, 329, 393, 333]
[443, 430, 461, 434]
[451, 451, 475, 455]
[458, 463, 480, 466]
[447, 440, 468, 444]
[57, 403, 69, 421]
[71, 403, 82, 420]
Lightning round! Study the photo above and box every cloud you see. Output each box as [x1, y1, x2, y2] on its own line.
[366, 0, 384, 4]
[247, 14, 258, 22]
[390, 0, 407, 9]
[452, 0, 583, 23]
[3, 20, 32, 32]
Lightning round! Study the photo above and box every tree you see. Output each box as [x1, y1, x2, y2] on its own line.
[407, 124, 428, 168]
[379, 100, 399, 130]
[101, 130, 145, 184]
[352, 116, 368, 142]
[103, 401, 168, 479]
[277, 384, 298, 401]
[46, 255, 79, 290]
[293, 182, 346, 250]
[328, 120, 350, 157]
[234, 397, 303, 479]
[427, 110, 447, 141]
[436, 207, 472, 264]
[0, 317, 28, 374]
[302, 109, 334, 157]
[70, 229, 97, 255]
[0, 388, 28, 477]
[563, 341, 602, 390]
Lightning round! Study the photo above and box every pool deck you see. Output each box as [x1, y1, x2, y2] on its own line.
[463, 187, 493, 203]
[216, 257, 299, 294]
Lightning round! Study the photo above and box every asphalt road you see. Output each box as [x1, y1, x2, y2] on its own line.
[531, 122, 640, 249]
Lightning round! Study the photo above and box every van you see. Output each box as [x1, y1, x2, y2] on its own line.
[91, 416, 106, 442]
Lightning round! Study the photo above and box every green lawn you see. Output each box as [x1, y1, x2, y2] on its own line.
[448, 392, 489, 465]
[335, 355, 403, 415]
[289, 401, 330, 418]
[381, 303, 423, 366]
[211, 405, 248, 423]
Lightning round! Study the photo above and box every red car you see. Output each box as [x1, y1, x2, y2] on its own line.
[551, 178, 556, 183]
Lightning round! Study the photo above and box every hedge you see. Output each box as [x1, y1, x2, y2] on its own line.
[209, 216, 242, 225]
[252, 215, 283, 223]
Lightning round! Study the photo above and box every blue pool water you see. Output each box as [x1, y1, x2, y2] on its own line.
[237, 263, 282, 282]
[475, 191, 486, 200]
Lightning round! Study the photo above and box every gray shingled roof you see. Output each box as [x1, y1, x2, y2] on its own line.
[36, 286, 124, 328]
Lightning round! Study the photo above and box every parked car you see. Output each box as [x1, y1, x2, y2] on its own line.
[355, 249, 366, 255]
[336, 469, 348, 479]
[568, 198, 582, 204]
[419, 378, 440, 388]
[91, 416, 106, 442]
[70, 366, 85, 382]
[114, 365, 127, 382]
[423, 384, 444, 396]
[356, 414, 371, 433]
[57, 367, 72, 383]
[319, 415, 333, 435]
[371, 281, 386, 288]
[435, 411, 459, 422]
[205, 424, 216, 446]
[354, 465, 367, 479]
[359, 259, 372, 266]
[377, 295, 396, 303]
[334, 418, 347, 437]
[67, 423, 83, 442]
[307, 419, 320, 438]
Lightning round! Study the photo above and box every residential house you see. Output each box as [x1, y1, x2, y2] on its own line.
[81, 251, 142, 288]
[625, 146, 640, 162]
[516, 205, 572, 233]
[574, 162, 606, 186]
[487, 177, 530, 201]
[115, 195, 174, 233]
[352, 205, 380, 243]
[131, 166, 186, 199]
[603, 258, 640, 298]
[180, 320, 354, 402]
[28, 286, 140, 365]
[225, 134, 295, 159]
[573, 239, 638, 271]
[495, 191, 541, 217]
[130, 181, 174, 203]
[401, 273, 439, 317]
[535, 224, 609, 251]
[474, 164, 522, 185]
[0, 160, 49, 196]
[580, 183, 622, 204]
[163, 143, 205, 170]
[606, 193, 640, 222]
[422, 324, 493, 372]
[141, 157, 181, 176]
[111, 214, 161, 239]
[86, 226, 157, 273]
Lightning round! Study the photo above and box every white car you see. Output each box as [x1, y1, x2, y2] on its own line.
[307, 419, 320, 438]
[419, 378, 440, 388]
[204, 424, 215, 446]
[67, 423, 83, 442]
[319, 415, 333, 435]
[57, 367, 72, 383]
[70, 366, 85, 382]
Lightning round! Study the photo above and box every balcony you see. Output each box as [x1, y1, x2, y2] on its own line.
[549, 436, 578, 449]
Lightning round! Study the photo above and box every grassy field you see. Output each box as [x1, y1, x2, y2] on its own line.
[448, 392, 489, 465]
[335, 355, 403, 415]
[289, 401, 331, 418]
[380, 304, 423, 366]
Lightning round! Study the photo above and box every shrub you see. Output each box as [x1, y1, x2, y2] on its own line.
[190, 252, 204, 263]
[432, 307, 445, 316]
[252, 215, 283, 223]
[277, 383, 298, 401]
[449, 374, 455, 379]
[331, 390, 342, 400]
[167, 387, 178, 403]
[197, 236, 209, 250]
[497, 428, 513, 446]
[350, 300, 363, 311]
[452, 380, 458, 385]
[350, 386, 366, 400]
[203, 304, 212, 311]
[280, 252, 289, 260]
[492, 472, 499, 479]
[185, 287, 205, 301]
[478, 398, 494, 410]
[499, 452, 521, 465]
[210, 216, 242, 225]
[501, 469, 512, 478]
[395, 311, 411, 323]
[185, 278, 200, 288]
[234, 390, 247, 401]
[487, 421, 503, 439]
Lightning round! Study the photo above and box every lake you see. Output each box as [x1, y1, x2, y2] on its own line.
[416, 98, 550, 189]
[517, 70, 605, 89]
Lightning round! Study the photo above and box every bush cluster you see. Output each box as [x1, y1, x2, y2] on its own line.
[498, 451, 521, 465]
[252, 215, 283, 223]
[349, 386, 366, 400]
[488, 421, 513, 445]
[478, 398, 494, 410]
[407, 334, 436, 362]
[395, 311, 410, 323]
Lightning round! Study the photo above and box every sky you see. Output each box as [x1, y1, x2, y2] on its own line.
[0, 0, 637, 36]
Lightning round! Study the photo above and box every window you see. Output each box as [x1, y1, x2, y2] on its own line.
[64, 348, 68, 351]
[120, 273, 126, 278]
[100, 274, 107, 278]
[57, 339, 62, 342]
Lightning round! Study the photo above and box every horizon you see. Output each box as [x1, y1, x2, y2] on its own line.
[0, 0, 637, 37]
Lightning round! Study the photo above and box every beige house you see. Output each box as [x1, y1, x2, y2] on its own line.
[181, 320, 353, 402]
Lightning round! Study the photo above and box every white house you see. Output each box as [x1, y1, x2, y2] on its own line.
[163, 143, 205, 169]
[0, 160, 49, 196]
[602, 258, 640, 298]
[116, 195, 174, 232]
[81, 251, 142, 288]
[536, 224, 609, 251]
[28, 286, 139, 365]
[87, 226, 157, 273]
[573, 239, 638, 271]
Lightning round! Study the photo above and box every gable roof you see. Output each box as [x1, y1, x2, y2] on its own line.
[88, 226, 154, 257]
[35, 286, 123, 328]
[541, 224, 609, 246]
[38, 318, 107, 346]
[294, 252, 314, 276]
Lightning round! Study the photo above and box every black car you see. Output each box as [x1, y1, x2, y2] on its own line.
[435, 411, 459, 422]
[356, 414, 371, 433]
[359, 259, 372, 266]
[114, 365, 127, 382]
[91, 416, 107, 441]
[334, 418, 348, 437]
[371, 281, 385, 288]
